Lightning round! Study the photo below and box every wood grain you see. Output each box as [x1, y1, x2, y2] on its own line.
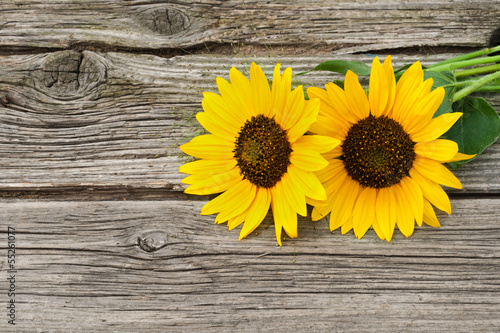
[0, 0, 499, 53]
[1, 53, 499, 195]
[2, 198, 499, 332]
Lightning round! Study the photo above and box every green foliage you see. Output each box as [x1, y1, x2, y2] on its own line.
[313, 60, 371, 76]
[444, 97, 500, 169]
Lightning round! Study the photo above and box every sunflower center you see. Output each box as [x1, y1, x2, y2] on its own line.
[233, 114, 292, 188]
[341, 115, 415, 189]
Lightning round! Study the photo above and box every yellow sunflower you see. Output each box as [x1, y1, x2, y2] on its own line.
[180, 62, 340, 245]
[307, 56, 474, 241]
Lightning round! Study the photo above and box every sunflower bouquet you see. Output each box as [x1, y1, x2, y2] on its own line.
[180, 47, 500, 245]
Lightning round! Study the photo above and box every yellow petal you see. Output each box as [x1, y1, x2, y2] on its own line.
[201, 178, 254, 215]
[404, 87, 445, 134]
[239, 187, 271, 240]
[445, 152, 476, 163]
[372, 218, 386, 241]
[414, 139, 459, 162]
[413, 157, 463, 189]
[329, 177, 360, 231]
[215, 183, 257, 223]
[292, 135, 340, 153]
[376, 187, 397, 241]
[250, 62, 272, 117]
[271, 65, 292, 120]
[311, 169, 347, 221]
[216, 76, 252, 120]
[340, 217, 353, 234]
[185, 167, 242, 195]
[410, 168, 452, 214]
[309, 114, 347, 138]
[287, 98, 320, 142]
[353, 187, 377, 239]
[325, 82, 358, 123]
[277, 86, 304, 130]
[281, 173, 307, 217]
[290, 149, 328, 172]
[288, 165, 326, 201]
[392, 62, 423, 123]
[422, 198, 441, 227]
[179, 159, 237, 175]
[410, 112, 463, 142]
[227, 208, 249, 230]
[400, 176, 424, 227]
[202, 91, 246, 125]
[393, 183, 415, 238]
[196, 112, 238, 142]
[344, 70, 369, 120]
[180, 134, 234, 160]
[369, 56, 395, 117]
[270, 186, 283, 246]
[398, 78, 434, 130]
[271, 182, 298, 239]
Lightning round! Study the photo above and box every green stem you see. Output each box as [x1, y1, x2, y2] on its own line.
[428, 45, 500, 69]
[455, 64, 500, 78]
[476, 85, 500, 93]
[452, 70, 500, 102]
[427, 54, 500, 73]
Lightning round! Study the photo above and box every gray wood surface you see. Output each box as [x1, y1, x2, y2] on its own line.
[1, 0, 500, 332]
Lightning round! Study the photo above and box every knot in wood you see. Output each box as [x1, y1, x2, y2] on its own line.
[138, 7, 190, 35]
[32, 50, 107, 100]
[137, 230, 169, 253]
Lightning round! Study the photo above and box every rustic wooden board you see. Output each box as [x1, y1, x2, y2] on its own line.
[1, 198, 499, 332]
[1, 53, 499, 195]
[0, 0, 499, 53]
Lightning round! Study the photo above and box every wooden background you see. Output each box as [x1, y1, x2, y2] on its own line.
[1, 1, 500, 332]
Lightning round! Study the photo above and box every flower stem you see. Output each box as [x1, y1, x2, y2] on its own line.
[455, 64, 500, 78]
[452, 70, 500, 102]
[428, 45, 500, 69]
[428, 54, 500, 73]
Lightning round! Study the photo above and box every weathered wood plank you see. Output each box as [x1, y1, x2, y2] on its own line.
[0, 0, 499, 53]
[1, 198, 499, 332]
[1, 53, 499, 195]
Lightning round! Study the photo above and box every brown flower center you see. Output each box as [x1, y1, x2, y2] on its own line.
[233, 114, 292, 188]
[341, 115, 415, 188]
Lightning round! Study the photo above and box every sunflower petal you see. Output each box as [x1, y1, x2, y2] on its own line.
[422, 199, 441, 227]
[369, 56, 395, 117]
[279, 86, 304, 130]
[292, 135, 340, 153]
[329, 177, 360, 231]
[239, 187, 271, 240]
[250, 62, 272, 117]
[287, 98, 320, 142]
[410, 168, 452, 214]
[215, 183, 257, 223]
[290, 149, 328, 172]
[272, 182, 299, 239]
[445, 152, 476, 163]
[414, 139, 459, 162]
[180, 134, 234, 160]
[281, 173, 307, 217]
[353, 187, 377, 239]
[393, 183, 415, 237]
[202, 91, 246, 124]
[410, 112, 463, 142]
[405, 87, 445, 134]
[413, 157, 463, 189]
[344, 70, 369, 120]
[179, 159, 237, 175]
[185, 167, 242, 195]
[201, 178, 254, 215]
[400, 176, 424, 227]
[196, 112, 238, 141]
[376, 187, 397, 242]
[288, 165, 326, 201]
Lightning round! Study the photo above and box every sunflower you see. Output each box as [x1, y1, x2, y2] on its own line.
[307, 56, 474, 241]
[180, 62, 340, 245]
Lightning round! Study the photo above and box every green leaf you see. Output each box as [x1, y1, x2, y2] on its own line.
[423, 70, 457, 117]
[313, 60, 371, 76]
[443, 97, 500, 169]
